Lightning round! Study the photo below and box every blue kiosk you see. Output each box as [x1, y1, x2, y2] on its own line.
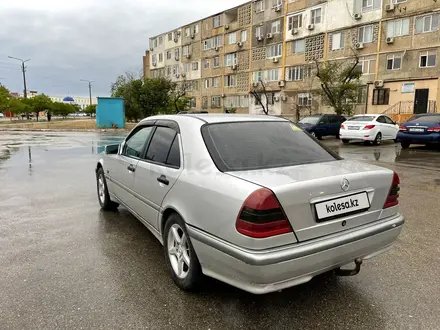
[96, 97, 125, 129]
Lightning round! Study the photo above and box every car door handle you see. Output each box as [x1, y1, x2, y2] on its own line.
[157, 175, 169, 185]
[127, 164, 136, 173]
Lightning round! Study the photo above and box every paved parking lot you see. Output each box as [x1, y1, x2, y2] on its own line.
[0, 131, 439, 330]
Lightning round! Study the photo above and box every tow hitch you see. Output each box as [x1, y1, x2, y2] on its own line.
[335, 258, 363, 276]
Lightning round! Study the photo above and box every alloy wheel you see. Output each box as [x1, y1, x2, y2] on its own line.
[98, 175, 106, 204]
[167, 224, 190, 279]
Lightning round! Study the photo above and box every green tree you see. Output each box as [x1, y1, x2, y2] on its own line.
[0, 85, 11, 109]
[315, 56, 362, 116]
[52, 102, 75, 118]
[25, 94, 53, 121]
[84, 104, 96, 116]
[8, 98, 26, 118]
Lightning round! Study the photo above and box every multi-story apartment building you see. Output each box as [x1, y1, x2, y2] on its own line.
[144, 0, 439, 118]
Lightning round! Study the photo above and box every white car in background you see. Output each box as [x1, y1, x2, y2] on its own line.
[340, 114, 399, 145]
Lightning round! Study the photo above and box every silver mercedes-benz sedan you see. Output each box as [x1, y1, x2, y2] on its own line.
[95, 114, 404, 294]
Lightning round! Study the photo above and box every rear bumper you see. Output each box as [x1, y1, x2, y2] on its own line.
[397, 132, 440, 144]
[339, 130, 376, 141]
[188, 213, 404, 294]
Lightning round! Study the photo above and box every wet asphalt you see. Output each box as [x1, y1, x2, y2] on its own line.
[0, 131, 439, 330]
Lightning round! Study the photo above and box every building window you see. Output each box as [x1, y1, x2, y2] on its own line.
[172, 64, 179, 75]
[241, 30, 247, 42]
[271, 20, 281, 34]
[152, 54, 157, 65]
[287, 66, 308, 81]
[310, 8, 322, 25]
[253, 71, 264, 82]
[386, 54, 402, 70]
[158, 53, 163, 62]
[256, 26, 264, 38]
[185, 28, 191, 37]
[167, 66, 172, 75]
[386, 18, 410, 38]
[357, 57, 376, 74]
[202, 96, 208, 109]
[152, 38, 157, 48]
[298, 93, 312, 106]
[211, 77, 219, 88]
[182, 45, 190, 56]
[213, 56, 221, 68]
[167, 51, 172, 60]
[213, 15, 222, 28]
[225, 53, 238, 66]
[194, 24, 199, 35]
[183, 63, 190, 73]
[213, 36, 222, 47]
[358, 25, 373, 43]
[168, 33, 173, 41]
[331, 32, 345, 51]
[190, 98, 196, 108]
[204, 59, 210, 69]
[292, 39, 305, 53]
[255, 0, 264, 12]
[228, 32, 237, 45]
[288, 14, 302, 31]
[203, 40, 211, 50]
[224, 75, 236, 87]
[204, 79, 210, 88]
[420, 50, 436, 68]
[192, 62, 199, 71]
[272, 0, 282, 7]
[212, 96, 221, 107]
[158, 36, 163, 45]
[267, 43, 282, 58]
[372, 88, 390, 105]
[267, 69, 279, 81]
[393, 0, 406, 3]
[225, 95, 249, 108]
[362, 0, 381, 12]
[415, 14, 439, 33]
[174, 48, 180, 60]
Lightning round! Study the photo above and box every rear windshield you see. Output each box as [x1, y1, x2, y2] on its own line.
[348, 116, 376, 122]
[202, 121, 339, 171]
[299, 116, 320, 124]
[407, 115, 440, 123]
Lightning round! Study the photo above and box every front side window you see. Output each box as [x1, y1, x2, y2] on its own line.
[228, 32, 237, 45]
[271, 20, 281, 34]
[387, 54, 402, 70]
[123, 126, 154, 158]
[372, 89, 390, 105]
[420, 50, 436, 68]
[201, 121, 338, 171]
[267, 43, 282, 58]
[288, 14, 302, 30]
[311, 8, 322, 25]
[358, 25, 373, 43]
[145, 127, 178, 166]
[331, 32, 345, 51]
[386, 18, 410, 38]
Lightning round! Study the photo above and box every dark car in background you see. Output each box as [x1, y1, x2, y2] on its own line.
[397, 113, 440, 149]
[298, 114, 346, 139]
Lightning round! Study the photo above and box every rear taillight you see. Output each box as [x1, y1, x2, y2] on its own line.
[364, 125, 375, 130]
[427, 126, 440, 132]
[384, 172, 400, 209]
[340, 124, 345, 130]
[399, 125, 407, 131]
[236, 188, 292, 238]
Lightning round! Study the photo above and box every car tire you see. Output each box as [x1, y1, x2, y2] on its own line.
[393, 139, 398, 143]
[163, 213, 203, 291]
[400, 142, 410, 149]
[342, 139, 350, 144]
[373, 133, 382, 146]
[96, 167, 119, 211]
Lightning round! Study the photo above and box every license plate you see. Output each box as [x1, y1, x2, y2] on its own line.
[315, 192, 370, 220]
[348, 126, 360, 130]
[409, 128, 425, 132]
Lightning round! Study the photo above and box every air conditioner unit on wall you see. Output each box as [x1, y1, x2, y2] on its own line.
[186, 54, 191, 58]
[281, 95, 288, 101]
[278, 80, 285, 87]
[232, 64, 238, 70]
[307, 24, 314, 30]
[386, 37, 394, 44]
[190, 34, 195, 39]
[225, 24, 230, 30]
[237, 41, 243, 47]
[274, 96, 280, 102]
[292, 28, 299, 35]
[374, 80, 384, 87]
[257, 35, 264, 41]
[355, 42, 364, 49]
[274, 5, 281, 12]
[267, 33, 273, 39]
[385, 3, 395, 11]
[272, 57, 279, 63]
[354, 13, 362, 20]
[214, 46, 219, 51]
[253, 82, 259, 87]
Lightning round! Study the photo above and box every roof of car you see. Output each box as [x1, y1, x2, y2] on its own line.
[352, 114, 381, 116]
[140, 114, 289, 124]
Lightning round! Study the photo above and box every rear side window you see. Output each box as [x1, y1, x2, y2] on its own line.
[376, 116, 386, 123]
[166, 137, 181, 167]
[145, 127, 178, 165]
[407, 115, 440, 123]
[202, 121, 339, 171]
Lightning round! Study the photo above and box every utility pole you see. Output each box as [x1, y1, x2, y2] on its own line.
[80, 79, 93, 106]
[8, 56, 31, 119]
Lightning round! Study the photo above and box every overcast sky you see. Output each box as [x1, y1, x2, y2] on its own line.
[0, 0, 245, 97]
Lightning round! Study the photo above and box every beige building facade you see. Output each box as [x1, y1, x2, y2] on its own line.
[145, 0, 439, 119]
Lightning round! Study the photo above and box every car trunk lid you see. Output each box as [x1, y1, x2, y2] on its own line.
[228, 160, 394, 242]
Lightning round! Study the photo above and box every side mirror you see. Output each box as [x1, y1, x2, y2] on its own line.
[395, 122, 399, 125]
[104, 144, 120, 155]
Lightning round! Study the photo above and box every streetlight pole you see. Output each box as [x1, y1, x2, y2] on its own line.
[80, 79, 93, 107]
[8, 56, 31, 99]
